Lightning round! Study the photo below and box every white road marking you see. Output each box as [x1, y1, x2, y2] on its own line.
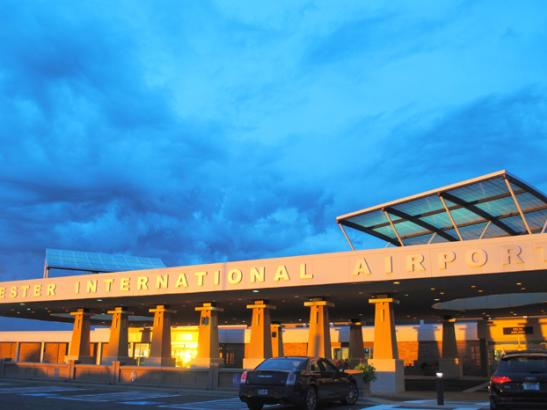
[161, 397, 265, 410]
[56, 391, 179, 402]
[0, 386, 84, 394]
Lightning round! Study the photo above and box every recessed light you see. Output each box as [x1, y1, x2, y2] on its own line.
[430, 288, 436, 291]
[516, 282, 522, 286]
[393, 281, 400, 285]
[478, 289, 484, 293]
[440, 292, 445, 295]
[470, 285, 477, 289]
[520, 287, 526, 291]
[97, 299, 103, 302]
[434, 298, 440, 302]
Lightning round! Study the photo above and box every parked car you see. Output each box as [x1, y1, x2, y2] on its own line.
[489, 350, 547, 409]
[239, 356, 359, 410]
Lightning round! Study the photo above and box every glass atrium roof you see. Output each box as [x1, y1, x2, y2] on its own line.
[336, 170, 547, 247]
[45, 248, 166, 274]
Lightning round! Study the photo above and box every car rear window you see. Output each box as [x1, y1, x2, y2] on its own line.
[498, 356, 547, 373]
[256, 358, 307, 371]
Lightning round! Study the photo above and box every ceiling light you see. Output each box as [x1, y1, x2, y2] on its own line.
[520, 287, 526, 291]
[96, 299, 103, 302]
[516, 282, 522, 286]
[252, 289, 259, 293]
[470, 285, 477, 289]
[430, 288, 436, 291]
[478, 289, 484, 293]
[434, 298, 440, 302]
[393, 281, 400, 285]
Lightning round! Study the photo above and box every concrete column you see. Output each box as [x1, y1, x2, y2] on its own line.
[440, 317, 463, 378]
[305, 298, 334, 359]
[193, 302, 223, 368]
[65, 308, 94, 363]
[103, 307, 131, 365]
[147, 305, 176, 366]
[15, 342, 20, 362]
[477, 318, 491, 376]
[271, 322, 284, 358]
[348, 319, 364, 366]
[96, 342, 103, 365]
[369, 297, 404, 394]
[39, 342, 45, 363]
[243, 300, 275, 369]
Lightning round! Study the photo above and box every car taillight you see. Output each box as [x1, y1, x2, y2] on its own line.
[240, 370, 248, 384]
[286, 372, 297, 385]
[491, 376, 512, 384]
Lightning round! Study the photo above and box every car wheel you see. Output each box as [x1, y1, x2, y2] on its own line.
[303, 386, 318, 410]
[246, 399, 264, 410]
[341, 382, 359, 405]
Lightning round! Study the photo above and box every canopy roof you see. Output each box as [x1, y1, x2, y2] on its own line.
[45, 248, 165, 275]
[336, 170, 547, 247]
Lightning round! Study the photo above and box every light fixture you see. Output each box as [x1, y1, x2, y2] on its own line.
[434, 298, 440, 302]
[393, 281, 400, 285]
[516, 282, 522, 286]
[470, 285, 477, 289]
[430, 287, 436, 291]
[436, 372, 444, 378]
[97, 299, 103, 302]
[478, 289, 484, 293]
[252, 289, 259, 293]
[520, 287, 526, 291]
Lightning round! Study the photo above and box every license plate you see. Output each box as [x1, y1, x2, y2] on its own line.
[523, 382, 540, 391]
[257, 389, 268, 396]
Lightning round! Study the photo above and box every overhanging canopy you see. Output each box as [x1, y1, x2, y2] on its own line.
[337, 170, 547, 247]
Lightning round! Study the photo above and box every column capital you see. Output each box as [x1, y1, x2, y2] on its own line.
[195, 302, 223, 312]
[149, 304, 177, 314]
[107, 307, 132, 315]
[369, 297, 399, 305]
[246, 300, 276, 310]
[70, 308, 91, 317]
[304, 299, 334, 308]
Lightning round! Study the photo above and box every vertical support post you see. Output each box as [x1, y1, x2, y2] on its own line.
[65, 308, 93, 364]
[477, 318, 491, 376]
[439, 195, 463, 240]
[504, 177, 532, 234]
[147, 305, 176, 366]
[243, 300, 275, 369]
[96, 342, 103, 365]
[383, 210, 405, 246]
[193, 302, 223, 368]
[103, 307, 131, 365]
[39, 342, 46, 363]
[338, 223, 355, 251]
[348, 319, 364, 366]
[304, 299, 334, 359]
[368, 297, 404, 393]
[271, 322, 284, 358]
[15, 342, 20, 362]
[439, 317, 463, 379]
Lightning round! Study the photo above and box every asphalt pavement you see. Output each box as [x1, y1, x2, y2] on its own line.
[0, 379, 490, 410]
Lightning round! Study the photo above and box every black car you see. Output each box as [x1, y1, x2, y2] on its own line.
[489, 350, 547, 409]
[239, 356, 359, 410]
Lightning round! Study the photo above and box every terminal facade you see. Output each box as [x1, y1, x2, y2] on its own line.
[0, 170, 545, 393]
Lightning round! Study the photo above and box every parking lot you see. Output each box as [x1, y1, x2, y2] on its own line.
[0, 379, 491, 410]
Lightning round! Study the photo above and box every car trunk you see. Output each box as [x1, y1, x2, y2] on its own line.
[247, 370, 289, 386]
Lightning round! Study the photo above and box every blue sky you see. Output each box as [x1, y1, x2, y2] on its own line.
[0, 1, 546, 329]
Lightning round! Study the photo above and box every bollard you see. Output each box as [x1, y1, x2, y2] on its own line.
[435, 371, 444, 406]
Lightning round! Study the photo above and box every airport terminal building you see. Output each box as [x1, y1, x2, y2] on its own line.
[0, 170, 545, 393]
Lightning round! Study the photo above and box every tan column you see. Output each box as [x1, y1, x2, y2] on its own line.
[348, 319, 364, 366]
[147, 305, 176, 367]
[193, 302, 223, 368]
[65, 308, 94, 364]
[305, 299, 333, 359]
[477, 318, 491, 376]
[369, 297, 404, 393]
[103, 307, 131, 365]
[271, 322, 284, 358]
[243, 300, 275, 369]
[440, 317, 463, 378]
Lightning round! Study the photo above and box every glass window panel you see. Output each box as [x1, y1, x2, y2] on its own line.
[446, 177, 508, 203]
[515, 191, 546, 212]
[391, 195, 444, 217]
[46, 249, 165, 272]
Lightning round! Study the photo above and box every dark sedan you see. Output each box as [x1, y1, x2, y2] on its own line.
[239, 356, 359, 410]
[489, 350, 547, 409]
